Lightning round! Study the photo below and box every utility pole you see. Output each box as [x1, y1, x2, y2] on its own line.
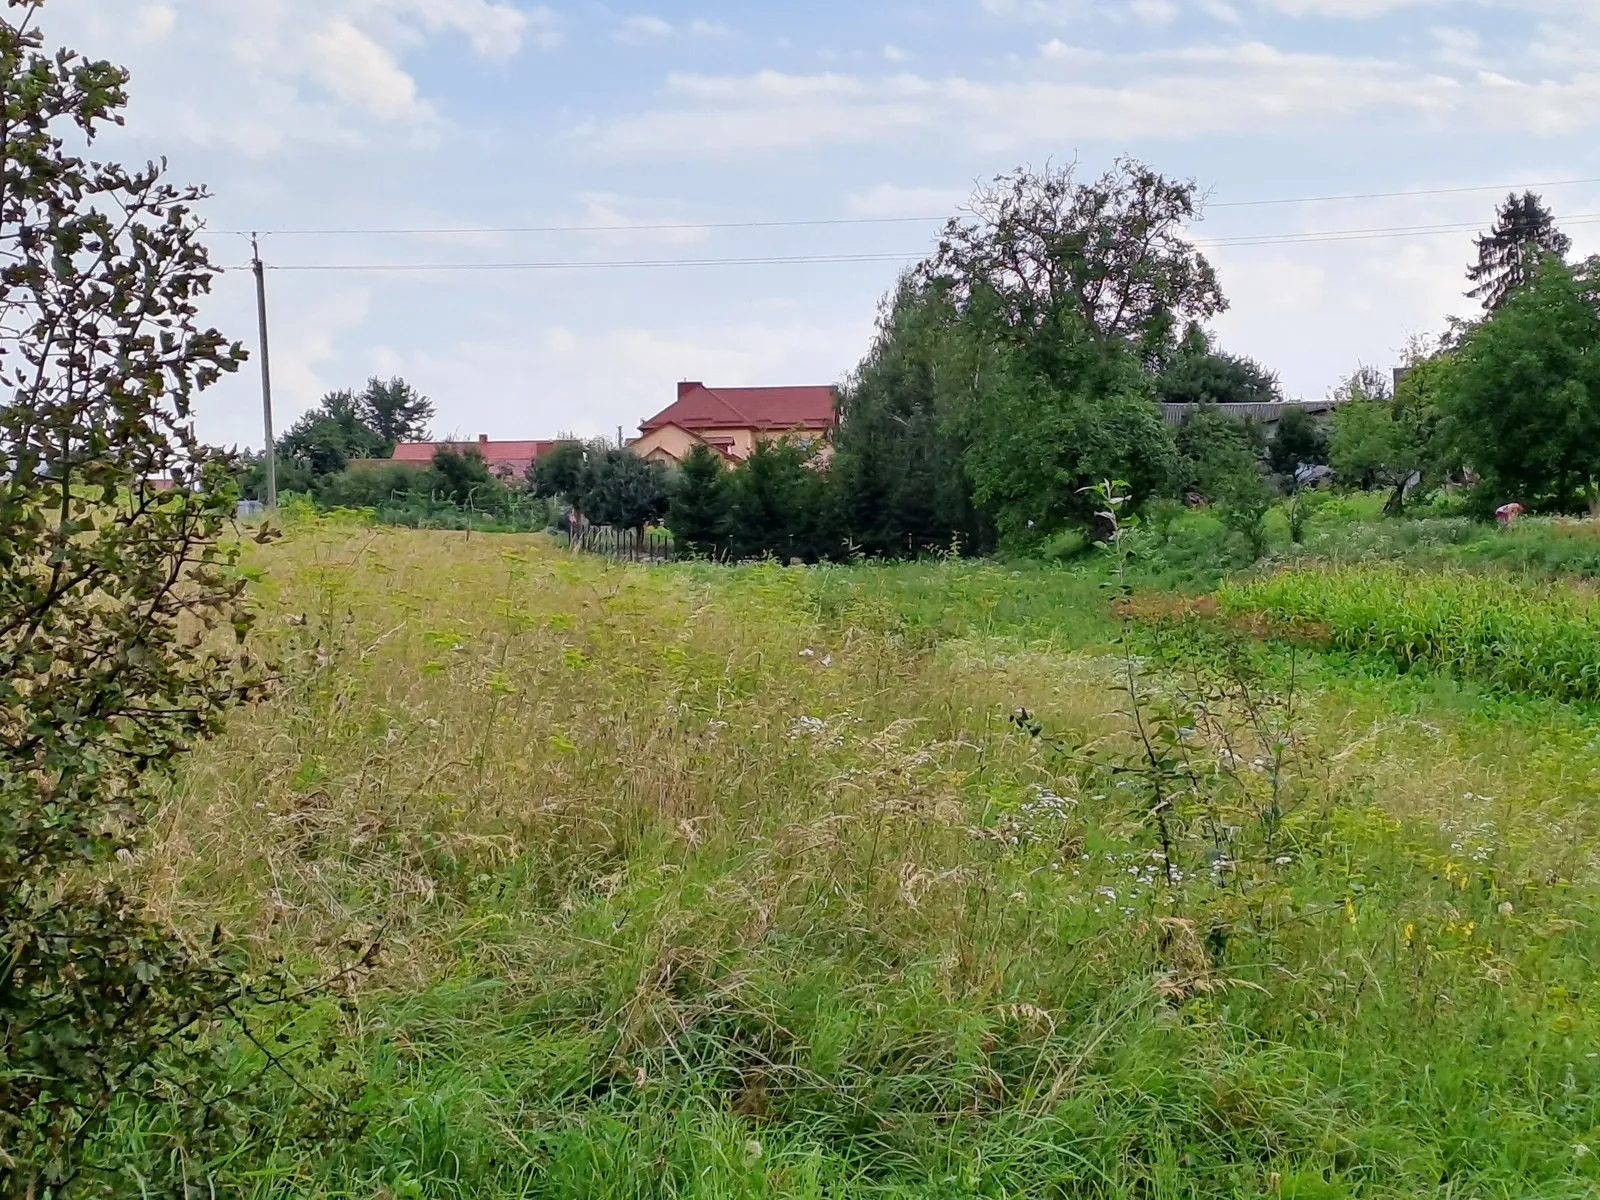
[251, 233, 277, 508]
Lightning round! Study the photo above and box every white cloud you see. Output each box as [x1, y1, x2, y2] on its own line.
[617, 15, 675, 42]
[569, 194, 714, 249]
[847, 183, 969, 218]
[1132, 0, 1181, 24]
[1257, 0, 1444, 15]
[616, 15, 734, 43]
[589, 38, 1600, 159]
[376, 0, 544, 58]
[980, 0, 1081, 20]
[135, 3, 177, 43]
[884, 44, 912, 63]
[1431, 26, 1484, 69]
[39, 0, 556, 154]
[308, 21, 432, 122]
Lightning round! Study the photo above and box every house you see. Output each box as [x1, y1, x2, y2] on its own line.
[388, 435, 569, 481]
[1160, 399, 1345, 429]
[629, 381, 837, 466]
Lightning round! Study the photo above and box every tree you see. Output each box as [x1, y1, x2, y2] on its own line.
[0, 9, 342, 1190]
[1174, 405, 1264, 499]
[429, 445, 498, 508]
[529, 440, 590, 505]
[1334, 364, 1393, 404]
[1268, 408, 1329, 481]
[1328, 359, 1441, 515]
[953, 312, 1180, 543]
[359, 376, 434, 448]
[1441, 256, 1600, 511]
[667, 443, 733, 559]
[927, 158, 1225, 359]
[728, 439, 837, 563]
[1213, 459, 1274, 560]
[832, 274, 992, 557]
[278, 388, 385, 476]
[1467, 191, 1572, 312]
[1157, 324, 1281, 406]
[581, 448, 670, 536]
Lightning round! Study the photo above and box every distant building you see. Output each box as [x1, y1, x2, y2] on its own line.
[1160, 399, 1346, 428]
[387, 435, 570, 481]
[629, 381, 837, 465]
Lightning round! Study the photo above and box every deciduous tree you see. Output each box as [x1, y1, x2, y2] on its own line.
[1442, 256, 1600, 511]
[927, 158, 1224, 359]
[359, 376, 435, 448]
[1329, 361, 1441, 515]
[0, 7, 349, 1191]
[1157, 324, 1281, 407]
[1268, 408, 1329, 480]
[952, 312, 1179, 543]
[278, 388, 385, 475]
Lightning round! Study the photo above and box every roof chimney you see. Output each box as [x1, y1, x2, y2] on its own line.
[478, 433, 489, 446]
[678, 380, 703, 399]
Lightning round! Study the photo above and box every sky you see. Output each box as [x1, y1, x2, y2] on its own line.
[36, 0, 1600, 450]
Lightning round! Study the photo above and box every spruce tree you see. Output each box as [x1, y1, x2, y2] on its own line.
[667, 443, 733, 559]
[1467, 192, 1572, 312]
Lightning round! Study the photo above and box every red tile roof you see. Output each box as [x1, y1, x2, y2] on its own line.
[392, 437, 567, 479]
[640, 381, 837, 434]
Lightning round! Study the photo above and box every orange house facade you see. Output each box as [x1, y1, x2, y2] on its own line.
[629, 381, 837, 466]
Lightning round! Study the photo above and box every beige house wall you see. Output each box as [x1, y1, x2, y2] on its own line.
[629, 425, 705, 464]
[630, 423, 832, 465]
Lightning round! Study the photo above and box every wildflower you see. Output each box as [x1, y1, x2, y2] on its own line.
[746, 1140, 763, 1160]
[787, 716, 829, 740]
[1499, 901, 1514, 918]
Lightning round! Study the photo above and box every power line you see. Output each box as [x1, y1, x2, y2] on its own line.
[231, 211, 1600, 273]
[1207, 177, 1600, 209]
[1199, 212, 1600, 248]
[256, 251, 924, 272]
[213, 176, 1600, 239]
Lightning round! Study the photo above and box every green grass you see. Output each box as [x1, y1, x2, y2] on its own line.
[1219, 562, 1600, 702]
[104, 523, 1600, 1197]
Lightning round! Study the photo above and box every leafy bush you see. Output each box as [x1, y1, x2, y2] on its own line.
[0, 14, 357, 1191]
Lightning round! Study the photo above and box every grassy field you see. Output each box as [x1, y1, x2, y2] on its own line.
[119, 519, 1600, 1197]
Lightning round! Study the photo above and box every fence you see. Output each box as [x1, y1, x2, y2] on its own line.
[572, 525, 675, 563]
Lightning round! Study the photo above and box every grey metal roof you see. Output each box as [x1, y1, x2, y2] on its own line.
[1161, 399, 1346, 426]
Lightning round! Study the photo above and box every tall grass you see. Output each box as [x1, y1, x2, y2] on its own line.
[1220, 563, 1600, 702]
[110, 529, 1600, 1197]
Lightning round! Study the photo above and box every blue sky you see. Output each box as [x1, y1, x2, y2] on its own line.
[42, 0, 1600, 449]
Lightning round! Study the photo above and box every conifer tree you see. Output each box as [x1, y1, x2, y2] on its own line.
[667, 443, 733, 558]
[1467, 192, 1572, 312]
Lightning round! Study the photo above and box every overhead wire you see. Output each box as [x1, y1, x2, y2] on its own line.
[224, 210, 1600, 274]
[212, 176, 1600, 240]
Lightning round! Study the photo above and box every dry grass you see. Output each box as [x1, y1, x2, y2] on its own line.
[115, 522, 1600, 1198]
